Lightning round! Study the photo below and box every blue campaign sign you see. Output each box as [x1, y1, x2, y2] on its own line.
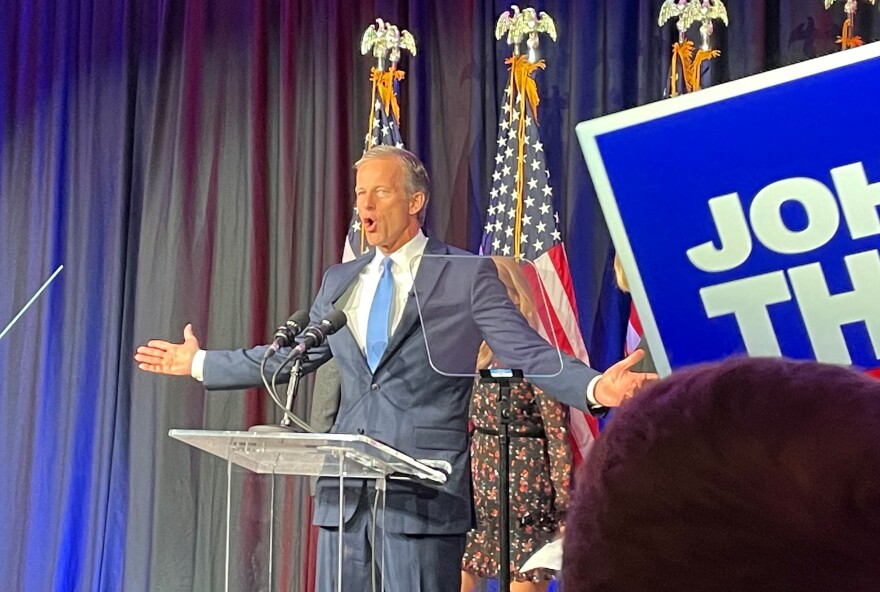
[576, 43, 880, 376]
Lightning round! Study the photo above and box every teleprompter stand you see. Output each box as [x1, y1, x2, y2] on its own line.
[478, 367, 524, 592]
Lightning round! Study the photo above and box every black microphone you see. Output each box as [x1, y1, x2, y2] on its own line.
[263, 309, 310, 360]
[289, 310, 347, 360]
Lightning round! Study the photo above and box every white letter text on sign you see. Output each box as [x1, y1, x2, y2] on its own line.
[577, 42, 880, 375]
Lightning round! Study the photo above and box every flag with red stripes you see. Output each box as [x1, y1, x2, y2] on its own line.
[625, 301, 643, 357]
[480, 84, 598, 466]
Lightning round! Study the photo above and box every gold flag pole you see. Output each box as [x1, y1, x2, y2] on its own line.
[359, 19, 417, 254]
[658, 0, 728, 96]
[361, 19, 416, 147]
[495, 6, 556, 261]
[825, 0, 876, 51]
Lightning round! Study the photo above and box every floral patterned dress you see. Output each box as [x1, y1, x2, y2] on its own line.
[460, 377, 572, 582]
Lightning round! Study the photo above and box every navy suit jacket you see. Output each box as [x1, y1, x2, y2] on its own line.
[203, 237, 600, 535]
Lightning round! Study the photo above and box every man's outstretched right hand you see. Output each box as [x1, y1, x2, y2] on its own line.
[134, 323, 200, 376]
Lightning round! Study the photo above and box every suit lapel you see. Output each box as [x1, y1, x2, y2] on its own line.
[323, 252, 374, 372]
[328, 253, 373, 305]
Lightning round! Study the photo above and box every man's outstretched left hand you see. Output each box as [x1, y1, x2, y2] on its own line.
[593, 349, 659, 407]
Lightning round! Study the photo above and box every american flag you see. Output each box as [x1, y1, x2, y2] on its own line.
[625, 302, 643, 356]
[342, 76, 405, 262]
[481, 84, 599, 465]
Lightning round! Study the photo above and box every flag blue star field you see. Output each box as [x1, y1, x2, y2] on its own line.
[343, 86, 405, 262]
[481, 86, 598, 462]
[481, 89, 562, 261]
[366, 93, 404, 150]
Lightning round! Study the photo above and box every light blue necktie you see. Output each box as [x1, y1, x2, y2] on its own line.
[366, 257, 394, 372]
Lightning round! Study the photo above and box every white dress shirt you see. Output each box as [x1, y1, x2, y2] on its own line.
[337, 231, 428, 354]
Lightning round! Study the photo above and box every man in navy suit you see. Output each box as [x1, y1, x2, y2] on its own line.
[136, 146, 655, 592]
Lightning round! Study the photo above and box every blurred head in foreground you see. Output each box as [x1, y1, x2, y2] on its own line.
[563, 357, 880, 592]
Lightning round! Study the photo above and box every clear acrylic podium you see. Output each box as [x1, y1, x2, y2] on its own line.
[170, 429, 449, 592]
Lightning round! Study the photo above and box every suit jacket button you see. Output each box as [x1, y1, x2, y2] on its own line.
[370, 383, 379, 391]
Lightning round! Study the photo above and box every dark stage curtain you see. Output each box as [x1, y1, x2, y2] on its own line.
[0, 1, 874, 590]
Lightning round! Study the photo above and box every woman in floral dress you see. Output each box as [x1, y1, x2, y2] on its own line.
[461, 258, 572, 592]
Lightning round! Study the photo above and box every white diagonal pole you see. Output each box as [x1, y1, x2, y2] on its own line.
[0, 264, 64, 342]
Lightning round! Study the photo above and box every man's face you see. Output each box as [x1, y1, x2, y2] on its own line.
[355, 157, 424, 254]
